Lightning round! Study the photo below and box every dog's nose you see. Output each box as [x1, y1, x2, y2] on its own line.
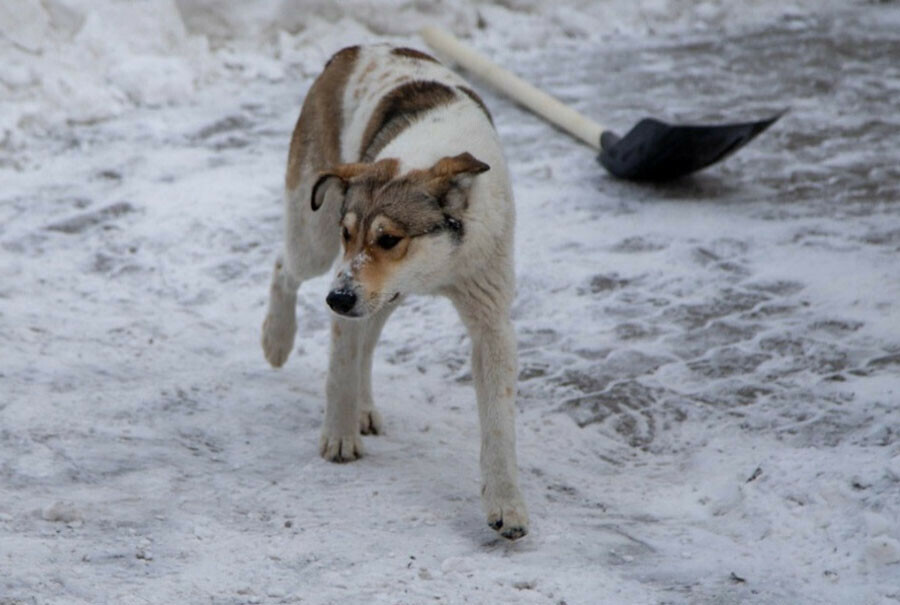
[326, 289, 357, 315]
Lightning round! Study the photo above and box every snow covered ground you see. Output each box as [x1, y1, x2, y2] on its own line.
[2, 1, 900, 603]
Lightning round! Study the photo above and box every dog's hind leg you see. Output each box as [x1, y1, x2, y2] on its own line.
[452, 281, 529, 540]
[357, 299, 401, 435]
[262, 184, 341, 367]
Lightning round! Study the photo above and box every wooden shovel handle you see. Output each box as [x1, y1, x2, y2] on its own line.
[420, 26, 604, 149]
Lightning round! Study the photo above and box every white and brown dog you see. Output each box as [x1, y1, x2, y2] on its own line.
[261, 44, 528, 539]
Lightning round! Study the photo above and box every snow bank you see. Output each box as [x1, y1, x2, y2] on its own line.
[0, 0, 207, 141]
[1, 0, 850, 145]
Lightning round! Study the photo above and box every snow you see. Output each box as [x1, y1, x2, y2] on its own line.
[2, 1, 899, 604]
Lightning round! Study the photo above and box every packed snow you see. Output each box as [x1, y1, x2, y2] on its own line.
[2, 1, 899, 603]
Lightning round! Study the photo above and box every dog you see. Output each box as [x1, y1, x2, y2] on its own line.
[261, 44, 528, 540]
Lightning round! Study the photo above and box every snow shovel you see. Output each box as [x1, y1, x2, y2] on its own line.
[420, 26, 781, 182]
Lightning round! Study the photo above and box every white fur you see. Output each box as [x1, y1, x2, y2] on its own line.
[261, 45, 528, 539]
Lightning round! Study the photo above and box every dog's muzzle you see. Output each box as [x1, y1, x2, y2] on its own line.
[326, 289, 358, 316]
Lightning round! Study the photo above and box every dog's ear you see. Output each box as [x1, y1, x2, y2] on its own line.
[424, 152, 490, 212]
[310, 159, 400, 211]
[310, 173, 345, 211]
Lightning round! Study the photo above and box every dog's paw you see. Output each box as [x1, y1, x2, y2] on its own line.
[359, 408, 383, 435]
[484, 492, 529, 540]
[319, 432, 363, 463]
[261, 312, 296, 368]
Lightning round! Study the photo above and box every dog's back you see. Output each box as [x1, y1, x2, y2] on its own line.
[288, 44, 500, 185]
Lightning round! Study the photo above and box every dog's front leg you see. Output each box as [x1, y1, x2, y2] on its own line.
[357, 302, 399, 435]
[262, 184, 341, 368]
[261, 255, 300, 367]
[468, 313, 529, 540]
[320, 317, 364, 462]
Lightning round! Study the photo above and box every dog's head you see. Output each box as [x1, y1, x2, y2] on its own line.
[311, 152, 489, 318]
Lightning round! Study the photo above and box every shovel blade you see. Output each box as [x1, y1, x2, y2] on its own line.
[598, 114, 782, 181]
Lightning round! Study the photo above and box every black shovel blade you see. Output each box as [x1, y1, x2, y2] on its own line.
[598, 114, 782, 181]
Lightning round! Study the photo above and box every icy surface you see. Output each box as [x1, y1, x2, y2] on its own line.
[2, 1, 900, 604]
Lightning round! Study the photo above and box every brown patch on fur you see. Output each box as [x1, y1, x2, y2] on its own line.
[311, 158, 400, 211]
[285, 45, 360, 191]
[335, 153, 488, 255]
[391, 47, 440, 63]
[355, 221, 411, 301]
[328, 158, 400, 184]
[358, 256, 389, 302]
[338, 217, 408, 301]
[354, 60, 379, 100]
[457, 85, 494, 125]
[346, 181, 444, 238]
[324, 45, 359, 69]
[429, 153, 490, 179]
[359, 80, 457, 162]
[361, 59, 378, 76]
[403, 152, 490, 199]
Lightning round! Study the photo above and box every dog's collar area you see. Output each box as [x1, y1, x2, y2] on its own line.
[443, 215, 463, 236]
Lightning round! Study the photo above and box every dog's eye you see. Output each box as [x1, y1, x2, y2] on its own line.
[376, 234, 402, 250]
[342, 226, 351, 242]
